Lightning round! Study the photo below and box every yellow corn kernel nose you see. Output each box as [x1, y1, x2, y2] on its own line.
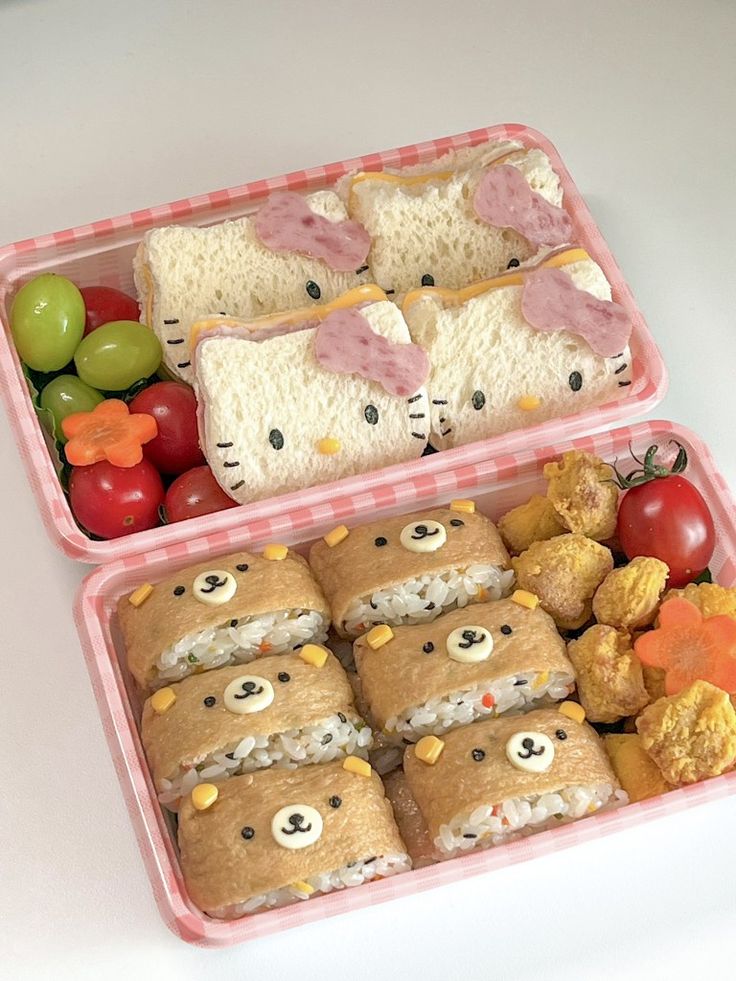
[517, 395, 541, 411]
[317, 437, 341, 455]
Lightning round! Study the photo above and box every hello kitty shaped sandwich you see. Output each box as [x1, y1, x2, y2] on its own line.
[342, 138, 566, 295]
[118, 548, 329, 692]
[309, 501, 512, 640]
[354, 597, 575, 747]
[142, 648, 371, 811]
[401, 248, 634, 451]
[191, 285, 431, 506]
[134, 189, 372, 383]
[177, 758, 410, 918]
[403, 702, 625, 858]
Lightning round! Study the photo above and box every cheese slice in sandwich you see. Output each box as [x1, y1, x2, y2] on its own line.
[192, 286, 431, 507]
[141, 650, 371, 811]
[342, 139, 563, 296]
[133, 190, 370, 383]
[177, 760, 410, 918]
[401, 249, 634, 450]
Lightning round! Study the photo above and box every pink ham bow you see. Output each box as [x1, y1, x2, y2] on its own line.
[521, 266, 632, 358]
[473, 165, 573, 249]
[254, 190, 371, 272]
[314, 308, 429, 397]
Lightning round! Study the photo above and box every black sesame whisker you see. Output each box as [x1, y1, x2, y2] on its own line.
[230, 480, 245, 490]
[217, 441, 234, 448]
[614, 363, 628, 375]
[441, 428, 452, 436]
[355, 264, 369, 274]
[177, 361, 191, 368]
[163, 318, 180, 325]
[407, 394, 423, 403]
[409, 413, 425, 419]
[411, 431, 427, 440]
[618, 380, 632, 387]
[432, 399, 448, 405]
[384, 289, 395, 295]
[223, 461, 240, 468]
[166, 338, 185, 345]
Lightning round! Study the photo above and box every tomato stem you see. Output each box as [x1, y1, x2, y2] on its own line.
[612, 441, 689, 489]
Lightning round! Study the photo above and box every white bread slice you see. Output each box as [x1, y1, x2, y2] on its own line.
[134, 191, 369, 383]
[342, 143, 563, 296]
[194, 299, 430, 505]
[402, 253, 632, 450]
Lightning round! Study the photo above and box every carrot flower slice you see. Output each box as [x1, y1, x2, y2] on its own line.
[62, 398, 157, 468]
[635, 597, 736, 695]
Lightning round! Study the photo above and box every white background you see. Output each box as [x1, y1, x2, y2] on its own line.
[1, 1, 735, 978]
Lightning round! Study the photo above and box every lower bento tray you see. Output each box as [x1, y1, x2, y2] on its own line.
[73, 419, 736, 947]
[1, 122, 666, 564]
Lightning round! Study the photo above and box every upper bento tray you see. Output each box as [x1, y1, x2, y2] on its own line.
[0, 123, 667, 563]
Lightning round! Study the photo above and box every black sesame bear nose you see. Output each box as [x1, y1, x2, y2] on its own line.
[289, 813, 304, 827]
[242, 681, 256, 692]
[414, 524, 428, 535]
[522, 737, 535, 751]
[205, 574, 221, 585]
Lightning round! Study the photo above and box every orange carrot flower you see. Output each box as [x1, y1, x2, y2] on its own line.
[635, 597, 736, 695]
[62, 399, 157, 468]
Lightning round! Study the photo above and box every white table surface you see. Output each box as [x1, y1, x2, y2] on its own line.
[1, 1, 735, 977]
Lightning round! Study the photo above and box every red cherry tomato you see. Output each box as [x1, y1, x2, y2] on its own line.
[164, 465, 238, 523]
[128, 381, 204, 474]
[69, 459, 164, 539]
[617, 475, 715, 588]
[80, 285, 139, 335]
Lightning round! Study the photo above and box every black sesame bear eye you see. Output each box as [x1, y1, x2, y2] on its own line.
[471, 390, 486, 410]
[507, 258, 520, 269]
[374, 536, 388, 547]
[236, 563, 249, 573]
[500, 624, 513, 636]
[203, 696, 216, 708]
[450, 518, 464, 527]
[422, 642, 434, 654]
[555, 729, 568, 741]
[329, 795, 342, 808]
[472, 748, 486, 761]
[269, 429, 284, 450]
[278, 672, 290, 683]
[568, 371, 583, 392]
[306, 280, 321, 300]
[241, 826, 255, 840]
[173, 585, 185, 596]
[364, 404, 379, 425]
[421, 273, 435, 287]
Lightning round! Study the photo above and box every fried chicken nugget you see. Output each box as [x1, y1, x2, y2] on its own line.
[593, 557, 670, 630]
[663, 582, 736, 621]
[544, 451, 619, 541]
[636, 680, 736, 785]
[604, 734, 673, 802]
[497, 494, 566, 555]
[567, 624, 650, 723]
[511, 534, 613, 631]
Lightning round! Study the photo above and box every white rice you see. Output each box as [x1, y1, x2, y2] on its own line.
[384, 671, 575, 743]
[154, 609, 328, 685]
[158, 714, 372, 809]
[343, 564, 514, 636]
[436, 783, 628, 857]
[210, 853, 412, 919]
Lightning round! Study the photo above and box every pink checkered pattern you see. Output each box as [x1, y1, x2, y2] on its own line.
[0, 123, 667, 563]
[73, 420, 736, 947]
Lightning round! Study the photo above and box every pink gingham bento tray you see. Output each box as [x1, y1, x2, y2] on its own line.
[0, 123, 667, 563]
[75, 420, 736, 947]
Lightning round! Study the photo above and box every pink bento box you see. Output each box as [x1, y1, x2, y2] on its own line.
[74, 420, 736, 947]
[0, 123, 667, 563]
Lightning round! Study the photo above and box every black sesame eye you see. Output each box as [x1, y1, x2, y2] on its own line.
[241, 826, 255, 840]
[472, 748, 486, 761]
[364, 404, 379, 425]
[450, 518, 464, 527]
[374, 536, 387, 547]
[422, 642, 434, 654]
[421, 273, 435, 286]
[173, 585, 185, 596]
[555, 729, 568, 741]
[500, 624, 513, 636]
[306, 280, 321, 300]
[329, 795, 342, 808]
[507, 258, 520, 269]
[236, 563, 249, 572]
[471, 390, 486, 410]
[278, 672, 290, 683]
[269, 429, 284, 450]
[203, 696, 216, 708]
[568, 371, 583, 392]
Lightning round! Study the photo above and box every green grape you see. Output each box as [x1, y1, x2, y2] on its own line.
[39, 374, 104, 443]
[74, 320, 162, 391]
[10, 273, 85, 371]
